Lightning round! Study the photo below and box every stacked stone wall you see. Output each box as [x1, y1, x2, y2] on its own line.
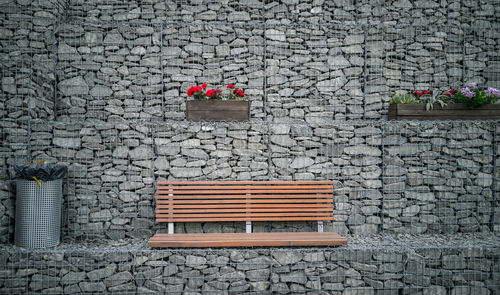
[1, 240, 499, 294]
[53, 0, 500, 122]
[0, 0, 66, 244]
[2, 120, 498, 241]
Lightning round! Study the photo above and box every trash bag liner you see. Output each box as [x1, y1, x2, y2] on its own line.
[14, 164, 68, 181]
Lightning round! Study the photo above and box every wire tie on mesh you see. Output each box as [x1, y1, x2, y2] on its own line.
[32, 177, 42, 188]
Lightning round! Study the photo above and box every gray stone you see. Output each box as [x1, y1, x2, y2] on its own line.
[104, 271, 133, 287]
[59, 76, 89, 96]
[316, 76, 347, 92]
[54, 137, 81, 148]
[58, 43, 80, 60]
[290, 157, 314, 169]
[424, 286, 446, 295]
[61, 272, 86, 285]
[344, 145, 381, 156]
[342, 286, 375, 295]
[85, 32, 103, 44]
[406, 191, 435, 202]
[90, 85, 113, 97]
[393, 0, 413, 8]
[79, 282, 106, 292]
[266, 29, 286, 41]
[182, 149, 209, 160]
[186, 255, 206, 267]
[273, 252, 303, 265]
[322, 282, 344, 291]
[154, 158, 169, 170]
[129, 146, 152, 160]
[90, 209, 112, 222]
[104, 32, 125, 44]
[228, 11, 250, 21]
[270, 135, 296, 147]
[170, 167, 203, 178]
[328, 55, 350, 69]
[303, 252, 324, 262]
[476, 172, 492, 187]
[2, 77, 16, 94]
[280, 271, 307, 284]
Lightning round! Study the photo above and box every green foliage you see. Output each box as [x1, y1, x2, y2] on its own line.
[420, 92, 448, 110]
[453, 89, 498, 108]
[390, 93, 419, 104]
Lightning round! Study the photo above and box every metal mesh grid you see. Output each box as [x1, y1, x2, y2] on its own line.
[2, 120, 500, 241]
[41, 0, 499, 123]
[52, 21, 500, 122]
[1, 1, 499, 294]
[0, 244, 499, 294]
[14, 179, 62, 248]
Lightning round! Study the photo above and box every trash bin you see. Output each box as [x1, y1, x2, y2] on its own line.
[14, 164, 67, 248]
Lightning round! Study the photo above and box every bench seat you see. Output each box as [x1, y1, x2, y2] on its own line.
[148, 232, 347, 248]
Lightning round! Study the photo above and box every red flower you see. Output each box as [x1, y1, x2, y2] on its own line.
[227, 84, 235, 89]
[206, 89, 222, 97]
[444, 93, 450, 96]
[187, 86, 202, 96]
[201, 83, 207, 89]
[411, 90, 431, 96]
[233, 88, 244, 97]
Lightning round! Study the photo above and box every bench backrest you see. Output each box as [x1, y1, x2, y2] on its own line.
[155, 181, 334, 223]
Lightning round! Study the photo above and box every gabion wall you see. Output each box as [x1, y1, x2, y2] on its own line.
[1, 241, 499, 294]
[1, 1, 500, 294]
[1, 120, 499, 242]
[1, 0, 500, 240]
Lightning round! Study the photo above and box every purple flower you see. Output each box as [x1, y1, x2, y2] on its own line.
[467, 82, 478, 88]
[488, 87, 500, 96]
[460, 87, 475, 98]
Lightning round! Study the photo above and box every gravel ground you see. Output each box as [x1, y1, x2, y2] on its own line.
[2, 232, 499, 254]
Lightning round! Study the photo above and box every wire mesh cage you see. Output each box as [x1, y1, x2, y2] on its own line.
[14, 179, 62, 248]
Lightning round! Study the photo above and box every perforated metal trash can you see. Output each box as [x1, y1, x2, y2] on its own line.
[15, 179, 62, 248]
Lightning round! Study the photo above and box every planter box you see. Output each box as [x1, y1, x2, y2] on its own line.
[388, 103, 500, 120]
[186, 100, 250, 121]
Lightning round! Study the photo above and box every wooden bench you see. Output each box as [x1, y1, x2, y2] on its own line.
[148, 181, 347, 247]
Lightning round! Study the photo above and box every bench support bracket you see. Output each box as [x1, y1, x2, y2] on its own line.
[246, 221, 252, 233]
[317, 221, 323, 233]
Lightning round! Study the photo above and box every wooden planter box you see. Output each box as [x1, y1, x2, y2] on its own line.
[186, 100, 250, 121]
[388, 103, 500, 120]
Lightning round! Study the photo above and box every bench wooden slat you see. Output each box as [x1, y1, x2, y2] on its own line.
[157, 194, 332, 199]
[157, 211, 332, 219]
[157, 216, 332, 222]
[156, 199, 333, 204]
[157, 204, 332, 209]
[158, 185, 332, 190]
[157, 189, 332, 195]
[158, 180, 334, 185]
[157, 208, 332, 213]
[148, 232, 347, 247]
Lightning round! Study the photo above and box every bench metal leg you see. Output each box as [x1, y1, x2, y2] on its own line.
[168, 222, 174, 234]
[246, 221, 252, 233]
[317, 221, 323, 232]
